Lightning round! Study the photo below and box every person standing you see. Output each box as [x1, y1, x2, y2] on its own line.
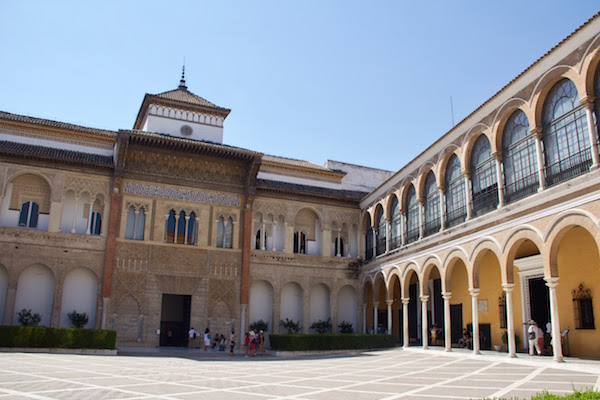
[244, 332, 250, 358]
[249, 330, 256, 357]
[229, 330, 236, 356]
[528, 320, 541, 355]
[203, 328, 211, 352]
[535, 322, 545, 356]
[188, 327, 196, 349]
[258, 330, 265, 356]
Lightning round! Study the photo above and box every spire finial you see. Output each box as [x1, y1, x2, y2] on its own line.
[179, 58, 187, 90]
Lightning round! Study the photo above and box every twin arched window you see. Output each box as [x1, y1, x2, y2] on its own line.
[125, 206, 146, 240]
[166, 210, 198, 245]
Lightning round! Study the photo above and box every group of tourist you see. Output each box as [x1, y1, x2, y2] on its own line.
[243, 330, 265, 358]
[187, 327, 238, 356]
[527, 320, 553, 356]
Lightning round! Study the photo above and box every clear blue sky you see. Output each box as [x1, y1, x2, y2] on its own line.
[1, 1, 599, 172]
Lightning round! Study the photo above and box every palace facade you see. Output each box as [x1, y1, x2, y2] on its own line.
[2, 12, 600, 361]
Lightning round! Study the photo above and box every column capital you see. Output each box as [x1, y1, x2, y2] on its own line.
[468, 288, 480, 297]
[492, 150, 502, 160]
[544, 276, 559, 288]
[372, 301, 379, 307]
[401, 298, 410, 305]
[442, 292, 452, 300]
[386, 299, 394, 306]
[502, 283, 515, 293]
[580, 95, 595, 109]
[420, 295, 429, 302]
[530, 126, 543, 138]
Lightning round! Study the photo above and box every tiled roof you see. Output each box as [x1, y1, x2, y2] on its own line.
[153, 88, 230, 112]
[257, 179, 367, 201]
[0, 111, 116, 138]
[0, 140, 113, 166]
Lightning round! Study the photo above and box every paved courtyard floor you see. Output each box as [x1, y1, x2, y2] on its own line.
[0, 347, 599, 400]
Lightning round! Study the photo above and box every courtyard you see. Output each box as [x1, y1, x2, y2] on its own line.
[0, 348, 599, 400]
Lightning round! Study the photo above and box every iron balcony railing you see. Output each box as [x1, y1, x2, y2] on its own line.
[405, 228, 419, 244]
[365, 245, 374, 261]
[389, 235, 401, 251]
[504, 172, 539, 204]
[471, 185, 498, 218]
[423, 219, 441, 237]
[445, 206, 467, 228]
[375, 237, 386, 256]
[545, 149, 592, 188]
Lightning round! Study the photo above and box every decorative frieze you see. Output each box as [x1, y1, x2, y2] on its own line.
[124, 182, 240, 206]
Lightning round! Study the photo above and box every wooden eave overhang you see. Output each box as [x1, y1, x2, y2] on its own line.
[256, 178, 367, 202]
[0, 140, 114, 169]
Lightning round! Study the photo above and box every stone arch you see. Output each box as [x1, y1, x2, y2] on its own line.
[14, 264, 55, 327]
[462, 131, 493, 172]
[437, 147, 461, 186]
[544, 210, 600, 278]
[501, 225, 544, 283]
[249, 280, 274, 334]
[492, 100, 532, 152]
[280, 282, 303, 327]
[442, 248, 471, 292]
[582, 40, 600, 95]
[421, 256, 443, 296]
[530, 66, 582, 128]
[60, 267, 98, 328]
[401, 262, 420, 299]
[470, 238, 504, 287]
[309, 283, 331, 330]
[416, 166, 436, 200]
[337, 285, 357, 333]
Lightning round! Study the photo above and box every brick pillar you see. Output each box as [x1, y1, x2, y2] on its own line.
[101, 191, 122, 329]
[240, 208, 252, 330]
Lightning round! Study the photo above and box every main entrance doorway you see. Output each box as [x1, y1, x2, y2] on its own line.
[160, 294, 191, 347]
[528, 277, 550, 327]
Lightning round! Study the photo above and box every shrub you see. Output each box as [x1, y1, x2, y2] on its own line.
[269, 333, 395, 351]
[0, 326, 116, 349]
[17, 309, 41, 326]
[67, 311, 89, 329]
[310, 318, 332, 334]
[280, 318, 301, 334]
[338, 320, 354, 334]
[249, 319, 268, 333]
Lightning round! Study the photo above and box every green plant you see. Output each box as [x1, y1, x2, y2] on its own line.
[0, 326, 116, 349]
[338, 320, 354, 334]
[280, 318, 301, 334]
[17, 309, 41, 326]
[67, 310, 89, 329]
[249, 319, 269, 333]
[310, 318, 331, 334]
[501, 331, 521, 346]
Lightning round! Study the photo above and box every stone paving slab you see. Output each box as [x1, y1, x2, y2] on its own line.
[0, 349, 598, 399]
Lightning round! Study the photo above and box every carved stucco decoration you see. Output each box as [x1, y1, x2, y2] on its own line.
[114, 271, 146, 312]
[208, 278, 235, 317]
[124, 182, 240, 207]
[63, 175, 109, 199]
[155, 274, 203, 295]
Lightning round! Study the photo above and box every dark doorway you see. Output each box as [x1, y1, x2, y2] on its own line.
[432, 279, 444, 332]
[160, 294, 191, 347]
[377, 310, 388, 334]
[450, 303, 463, 345]
[529, 277, 550, 326]
[398, 308, 404, 344]
[409, 283, 421, 345]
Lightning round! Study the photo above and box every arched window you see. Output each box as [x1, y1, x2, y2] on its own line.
[390, 196, 401, 250]
[166, 210, 176, 243]
[187, 211, 197, 245]
[375, 206, 386, 256]
[294, 231, 306, 254]
[595, 64, 600, 140]
[90, 212, 102, 235]
[334, 236, 345, 257]
[502, 110, 538, 203]
[423, 172, 440, 236]
[255, 230, 262, 250]
[19, 201, 39, 228]
[470, 135, 498, 217]
[364, 215, 373, 261]
[216, 217, 233, 248]
[125, 206, 135, 239]
[126, 206, 146, 240]
[176, 211, 186, 244]
[405, 185, 419, 244]
[543, 78, 591, 186]
[445, 154, 466, 227]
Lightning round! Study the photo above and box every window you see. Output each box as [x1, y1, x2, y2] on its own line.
[375, 206, 386, 256]
[542, 78, 591, 186]
[255, 230, 262, 250]
[166, 210, 176, 243]
[594, 64, 600, 142]
[445, 154, 466, 227]
[176, 211, 186, 244]
[423, 172, 440, 236]
[216, 216, 233, 248]
[573, 283, 595, 330]
[390, 196, 401, 250]
[365, 215, 373, 261]
[186, 212, 197, 245]
[90, 211, 102, 235]
[470, 135, 498, 217]
[502, 110, 538, 203]
[293, 231, 306, 254]
[334, 236, 344, 257]
[405, 185, 419, 244]
[18, 201, 39, 228]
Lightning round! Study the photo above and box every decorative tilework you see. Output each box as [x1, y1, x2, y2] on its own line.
[124, 183, 240, 206]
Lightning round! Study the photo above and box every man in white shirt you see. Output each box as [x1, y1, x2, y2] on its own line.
[188, 327, 196, 349]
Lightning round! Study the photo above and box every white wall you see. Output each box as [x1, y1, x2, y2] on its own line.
[143, 114, 224, 144]
[249, 280, 274, 333]
[309, 284, 330, 328]
[337, 285, 357, 333]
[0, 265, 7, 325]
[14, 264, 54, 327]
[0, 184, 49, 230]
[60, 268, 98, 328]
[280, 282, 303, 328]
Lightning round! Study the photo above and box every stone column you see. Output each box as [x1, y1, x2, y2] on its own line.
[261, 221, 266, 250]
[469, 288, 481, 355]
[385, 219, 391, 253]
[463, 171, 472, 219]
[502, 283, 516, 358]
[240, 304, 247, 339]
[371, 229, 376, 259]
[362, 303, 367, 334]
[531, 127, 546, 191]
[581, 97, 600, 169]
[439, 188, 446, 230]
[336, 230, 341, 256]
[184, 215, 190, 244]
[71, 195, 79, 233]
[284, 222, 293, 254]
[86, 200, 94, 234]
[272, 223, 277, 251]
[240, 209, 253, 333]
[418, 200, 424, 240]
[493, 151, 505, 207]
[421, 295, 429, 349]
[442, 292, 452, 352]
[373, 302, 379, 333]
[402, 298, 410, 349]
[321, 227, 331, 257]
[545, 277, 564, 362]
[386, 300, 393, 336]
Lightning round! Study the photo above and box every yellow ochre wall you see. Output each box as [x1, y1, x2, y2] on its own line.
[555, 227, 600, 358]
[476, 252, 504, 347]
[449, 261, 471, 342]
